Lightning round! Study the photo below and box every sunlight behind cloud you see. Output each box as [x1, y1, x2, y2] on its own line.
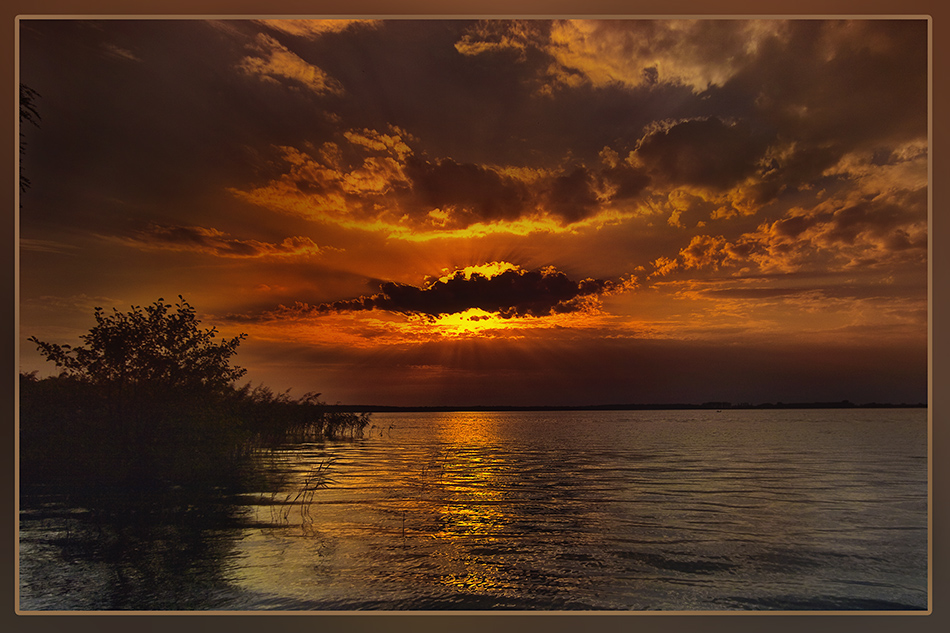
[428, 308, 519, 338]
[437, 262, 521, 283]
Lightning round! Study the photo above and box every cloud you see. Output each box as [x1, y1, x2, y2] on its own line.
[710, 20, 928, 197]
[343, 128, 413, 160]
[120, 223, 327, 258]
[229, 128, 413, 229]
[631, 117, 769, 191]
[454, 19, 549, 60]
[544, 167, 600, 223]
[231, 126, 652, 235]
[454, 20, 926, 214]
[457, 19, 787, 93]
[821, 141, 928, 195]
[256, 19, 381, 38]
[651, 187, 927, 278]
[280, 263, 634, 319]
[228, 20, 925, 237]
[404, 157, 533, 225]
[238, 33, 343, 94]
[20, 238, 80, 255]
[101, 43, 141, 62]
[599, 162, 652, 201]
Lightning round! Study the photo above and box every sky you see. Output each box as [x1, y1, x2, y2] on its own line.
[17, 18, 929, 407]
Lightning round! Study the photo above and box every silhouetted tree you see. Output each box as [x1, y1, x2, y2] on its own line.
[28, 296, 247, 397]
[23, 297, 368, 498]
[24, 298, 249, 491]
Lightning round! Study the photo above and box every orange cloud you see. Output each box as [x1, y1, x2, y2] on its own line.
[255, 19, 381, 38]
[457, 19, 788, 93]
[651, 186, 927, 279]
[230, 127, 652, 239]
[454, 19, 545, 59]
[238, 33, 342, 94]
[343, 127, 414, 159]
[822, 140, 928, 195]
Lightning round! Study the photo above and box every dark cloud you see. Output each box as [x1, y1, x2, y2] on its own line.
[771, 214, 820, 240]
[600, 163, 651, 200]
[307, 265, 627, 318]
[403, 156, 649, 226]
[18, 20, 348, 237]
[239, 135, 654, 232]
[403, 157, 531, 224]
[702, 20, 928, 199]
[821, 195, 928, 249]
[634, 117, 767, 190]
[766, 189, 928, 255]
[21, 19, 929, 239]
[122, 223, 323, 258]
[545, 167, 599, 223]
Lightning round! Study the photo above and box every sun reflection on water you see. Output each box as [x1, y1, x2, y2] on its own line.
[426, 412, 519, 595]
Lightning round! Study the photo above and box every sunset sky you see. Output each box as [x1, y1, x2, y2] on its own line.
[17, 18, 929, 407]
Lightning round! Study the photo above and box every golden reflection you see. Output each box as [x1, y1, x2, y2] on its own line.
[427, 412, 516, 594]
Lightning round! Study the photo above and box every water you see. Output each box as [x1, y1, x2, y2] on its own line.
[18, 408, 929, 611]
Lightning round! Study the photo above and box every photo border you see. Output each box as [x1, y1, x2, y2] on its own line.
[5, 1, 945, 632]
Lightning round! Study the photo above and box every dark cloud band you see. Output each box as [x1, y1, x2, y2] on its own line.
[308, 265, 628, 318]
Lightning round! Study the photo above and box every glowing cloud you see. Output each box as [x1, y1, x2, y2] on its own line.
[238, 33, 343, 94]
[651, 188, 927, 278]
[256, 19, 381, 38]
[230, 127, 651, 238]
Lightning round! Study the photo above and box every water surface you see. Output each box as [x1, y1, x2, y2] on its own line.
[19, 408, 929, 611]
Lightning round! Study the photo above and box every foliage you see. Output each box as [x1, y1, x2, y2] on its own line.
[21, 298, 370, 504]
[20, 83, 41, 195]
[23, 299, 246, 495]
[28, 296, 247, 396]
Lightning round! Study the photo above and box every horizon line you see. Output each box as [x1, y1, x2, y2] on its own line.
[325, 400, 928, 413]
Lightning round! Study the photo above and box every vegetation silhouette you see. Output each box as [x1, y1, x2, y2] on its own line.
[20, 83, 41, 197]
[21, 296, 370, 510]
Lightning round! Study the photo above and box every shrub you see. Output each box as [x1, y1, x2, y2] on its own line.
[21, 297, 371, 502]
[23, 298, 250, 495]
[28, 296, 246, 396]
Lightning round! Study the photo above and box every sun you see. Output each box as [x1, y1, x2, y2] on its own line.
[427, 308, 518, 338]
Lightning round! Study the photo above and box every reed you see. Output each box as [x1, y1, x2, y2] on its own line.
[19, 373, 370, 511]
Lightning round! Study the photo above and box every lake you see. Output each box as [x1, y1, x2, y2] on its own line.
[17, 408, 929, 611]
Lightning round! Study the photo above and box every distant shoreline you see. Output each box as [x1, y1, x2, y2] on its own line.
[327, 401, 928, 413]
